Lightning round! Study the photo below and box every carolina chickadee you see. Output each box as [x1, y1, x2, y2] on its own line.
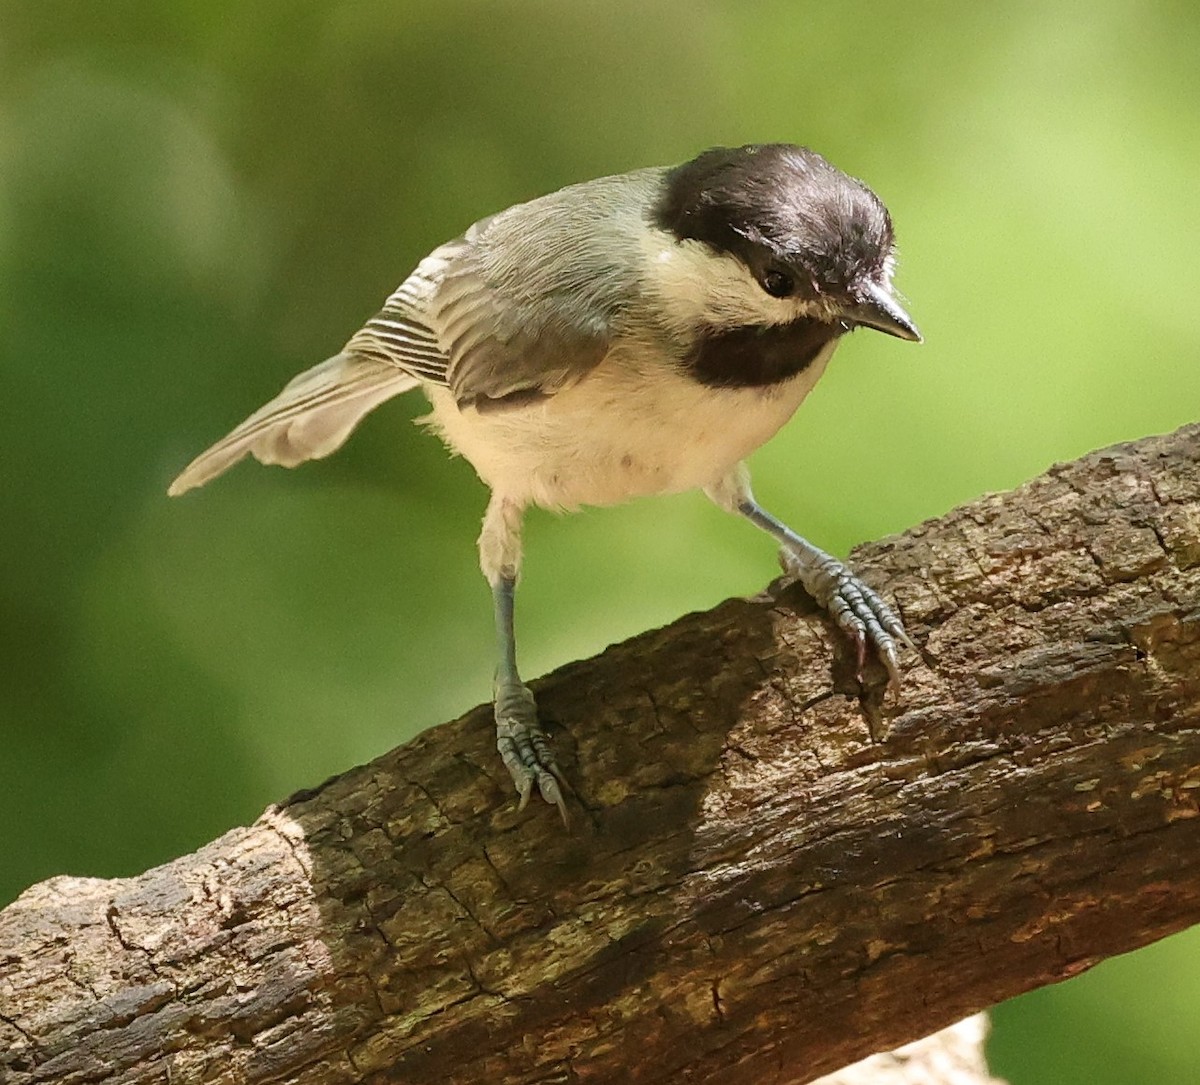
[170, 143, 921, 822]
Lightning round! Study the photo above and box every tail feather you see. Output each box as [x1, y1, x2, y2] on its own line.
[168, 352, 420, 496]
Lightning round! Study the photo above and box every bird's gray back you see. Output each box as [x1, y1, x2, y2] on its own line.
[466, 166, 666, 326]
[350, 167, 668, 408]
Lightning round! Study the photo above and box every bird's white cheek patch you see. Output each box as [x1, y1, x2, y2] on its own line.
[639, 230, 817, 335]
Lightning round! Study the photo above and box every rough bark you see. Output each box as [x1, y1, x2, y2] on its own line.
[3, 424, 1200, 1085]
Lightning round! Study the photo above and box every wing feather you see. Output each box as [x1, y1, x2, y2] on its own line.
[344, 169, 665, 409]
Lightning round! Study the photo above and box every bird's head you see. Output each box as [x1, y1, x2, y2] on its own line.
[650, 143, 920, 346]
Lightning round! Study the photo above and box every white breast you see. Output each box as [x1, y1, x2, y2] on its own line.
[421, 339, 838, 511]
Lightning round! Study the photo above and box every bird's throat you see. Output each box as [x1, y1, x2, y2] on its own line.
[685, 317, 842, 389]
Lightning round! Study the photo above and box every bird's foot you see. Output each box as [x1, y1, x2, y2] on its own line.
[494, 677, 570, 825]
[780, 545, 915, 690]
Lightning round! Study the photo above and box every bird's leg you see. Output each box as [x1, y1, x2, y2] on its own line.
[479, 495, 568, 823]
[491, 575, 569, 820]
[705, 464, 914, 689]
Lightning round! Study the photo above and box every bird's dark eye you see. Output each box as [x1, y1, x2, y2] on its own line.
[760, 267, 794, 299]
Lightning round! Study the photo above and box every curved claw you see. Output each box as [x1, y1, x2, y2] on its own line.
[512, 770, 534, 811]
[536, 769, 570, 828]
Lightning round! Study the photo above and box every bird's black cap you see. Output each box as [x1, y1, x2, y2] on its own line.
[653, 143, 895, 299]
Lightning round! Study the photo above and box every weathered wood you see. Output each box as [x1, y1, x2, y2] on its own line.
[3, 424, 1199, 1085]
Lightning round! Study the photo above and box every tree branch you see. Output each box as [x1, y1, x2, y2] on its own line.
[3, 424, 1199, 1085]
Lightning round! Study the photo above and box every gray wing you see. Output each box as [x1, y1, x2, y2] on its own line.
[346, 168, 665, 409]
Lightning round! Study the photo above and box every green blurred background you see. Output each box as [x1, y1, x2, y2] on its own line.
[2, 1, 1198, 1078]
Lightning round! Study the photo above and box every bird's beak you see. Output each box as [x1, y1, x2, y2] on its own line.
[845, 281, 922, 342]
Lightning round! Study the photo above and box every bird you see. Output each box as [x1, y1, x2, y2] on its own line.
[169, 142, 921, 823]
